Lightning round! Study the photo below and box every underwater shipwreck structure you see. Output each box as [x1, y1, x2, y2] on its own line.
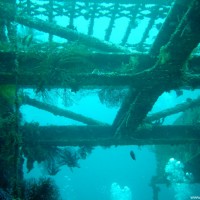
[1, 0, 200, 199]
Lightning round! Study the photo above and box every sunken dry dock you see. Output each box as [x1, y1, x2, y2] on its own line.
[1, 0, 200, 199]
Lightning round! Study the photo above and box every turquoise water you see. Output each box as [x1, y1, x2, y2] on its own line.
[25, 146, 156, 200]
[22, 89, 200, 200]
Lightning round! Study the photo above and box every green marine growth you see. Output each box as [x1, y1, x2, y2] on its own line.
[0, 84, 19, 164]
[0, 84, 16, 115]
[120, 55, 143, 74]
[23, 177, 61, 200]
[158, 45, 171, 65]
[0, 84, 23, 199]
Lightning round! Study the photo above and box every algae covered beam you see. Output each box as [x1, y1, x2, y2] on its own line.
[183, 73, 200, 88]
[22, 95, 107, 126]
[0, 72, 135, 87]
[115, 0, 200, 135]
[21, 125, 200, 146]
[150, 0, 191, 56]
[145, 97, 200, 122]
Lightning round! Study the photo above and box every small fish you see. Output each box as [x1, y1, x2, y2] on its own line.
[22, 34, 33, 47]
[130, 150, 136, 160]
[92, 68, 100, 74]
[67, 24, 77, 31]
[175, 89, 183, 97]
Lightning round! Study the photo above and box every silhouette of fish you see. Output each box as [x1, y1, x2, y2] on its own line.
[130, 150, 136, 160]
[175, 89, 183, 97]
[22, 34, 33, 47]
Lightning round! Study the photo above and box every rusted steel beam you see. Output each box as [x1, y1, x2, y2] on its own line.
[21, 125, 200, 146]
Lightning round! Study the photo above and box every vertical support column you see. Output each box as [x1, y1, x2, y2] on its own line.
[88, 3, 97, 36]
[27, 0, 31, 14]
[137, 5, 160, 51]
[121, 4, 141, 46]
[150, 177, 160, 200]
[24, 0, 34, 41]
[0, 18, 8, 44]
[0, 75, 23, 199]
[12, 55, 23, 200]
[68, 1, 76, 30]
[0, 1, 23, 199]
[48, 0, 54, 42]
[0, 0, 17, 48]
[105, 3, 119, 41]
[6, 0, 17, 50]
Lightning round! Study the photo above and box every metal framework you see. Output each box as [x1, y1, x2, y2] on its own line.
[1, 0, 200, 198]
[15, 0, 171, 51]
[0, 0, 200, 146]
